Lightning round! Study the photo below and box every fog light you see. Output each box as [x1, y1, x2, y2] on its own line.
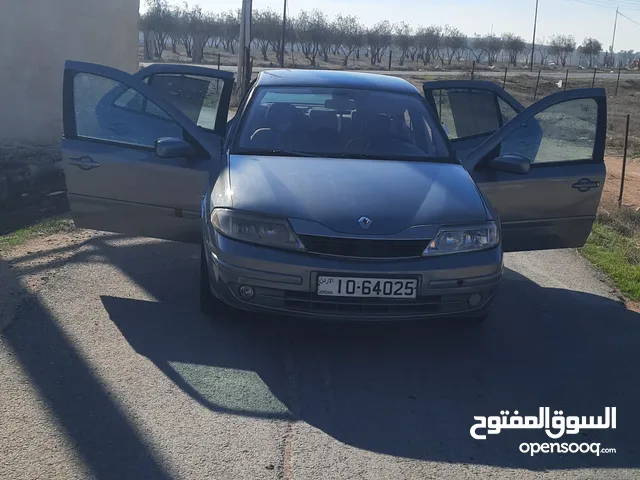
[468, 293, 482, 307]
[239, 285, 255, 300]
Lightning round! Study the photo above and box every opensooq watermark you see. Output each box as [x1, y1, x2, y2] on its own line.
[470, 407, 617, 456]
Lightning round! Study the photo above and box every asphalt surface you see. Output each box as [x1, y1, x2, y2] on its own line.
[140, 62, 640, 80]
[2, 232, 640, 479]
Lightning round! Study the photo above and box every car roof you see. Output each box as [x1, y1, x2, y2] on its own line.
[254, 69, 420, 95]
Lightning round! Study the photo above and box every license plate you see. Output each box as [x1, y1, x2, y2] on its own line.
[317, 276, 418, 299]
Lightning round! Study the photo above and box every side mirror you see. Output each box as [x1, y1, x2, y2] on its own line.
[155, 137, 196, 158]
[488, 154, 531, 175]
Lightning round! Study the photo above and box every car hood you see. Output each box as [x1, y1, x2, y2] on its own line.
[228, 155, 488, 236]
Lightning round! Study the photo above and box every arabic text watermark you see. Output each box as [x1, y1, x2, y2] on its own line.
[470, 407, 617, 456]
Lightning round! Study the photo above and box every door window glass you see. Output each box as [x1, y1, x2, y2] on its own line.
[73, 73, 183, 147]
[499, 98, 597, 164]
[498, 97, 518, 124]
[433, 88, 501, 139]
[148, 74, 223, 131]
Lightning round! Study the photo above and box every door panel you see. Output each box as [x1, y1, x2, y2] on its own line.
[63, 139, 208, 242]
[473, 163, 605, 251]
[466, 88, 607, 252]
[62, 61, 223, 243]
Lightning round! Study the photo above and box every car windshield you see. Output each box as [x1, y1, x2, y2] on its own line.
[234, 86, 451, 161]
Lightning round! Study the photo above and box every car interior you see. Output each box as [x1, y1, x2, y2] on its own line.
[237, 93, 439, 157]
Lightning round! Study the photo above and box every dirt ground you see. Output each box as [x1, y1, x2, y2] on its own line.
[604, 156, 640, 209]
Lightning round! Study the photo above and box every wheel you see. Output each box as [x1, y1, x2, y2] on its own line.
[200, 242, 227, 317]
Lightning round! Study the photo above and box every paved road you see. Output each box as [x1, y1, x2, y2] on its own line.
[139, 62, 640, 80]
[2, 232, 640, 479]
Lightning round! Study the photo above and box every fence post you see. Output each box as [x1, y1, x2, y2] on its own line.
[615, 66, 621, 96]
[533, 69, 542, 99]
[471, 61, 475, 80]
[503, 66, 508, 89]
[217, 53, 221, 70]
[592, 67, 597, 88]
[618, 114, 631, 207]
[564, 68, 569, 91]
[388, 50, 392, 70]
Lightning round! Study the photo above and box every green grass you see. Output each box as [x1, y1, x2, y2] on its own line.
[581, 221, 640, 302]
[0, 215, 74, 250]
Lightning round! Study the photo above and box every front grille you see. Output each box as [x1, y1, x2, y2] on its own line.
[299, 235, 429, 258]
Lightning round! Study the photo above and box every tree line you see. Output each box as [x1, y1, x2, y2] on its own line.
[140, 0, 631, 69]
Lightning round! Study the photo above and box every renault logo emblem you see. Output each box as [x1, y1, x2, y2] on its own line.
[358, 216, 372, 229]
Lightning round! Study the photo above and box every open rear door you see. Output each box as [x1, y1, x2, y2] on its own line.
[463, 88, 607, 252]
[62, 61, 232, 243]
[134, 64, 234, 142]
[423, 80, 526, 168]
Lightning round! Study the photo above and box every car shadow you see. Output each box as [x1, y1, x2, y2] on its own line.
[1, 246, 173, 479]
[91, 238, 640, 472]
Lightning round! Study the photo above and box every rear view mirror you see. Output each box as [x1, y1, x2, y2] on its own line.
[488, 154, 531, 174]
[155, 137, 195, 158]
[325, 98, 356, 111]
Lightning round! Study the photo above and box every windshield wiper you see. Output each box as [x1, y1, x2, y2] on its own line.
[329, 152, 430, 161]
[237, 149, 322, 158]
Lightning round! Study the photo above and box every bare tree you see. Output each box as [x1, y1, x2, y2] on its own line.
[408, 37, 420, 62]
[415, 26, 441, 65]
[295, 10, 327, 66]
[536, 37, 550, 65]
[334, 15, 363, 66]
[253, 9, 282, 61]
[319, 21, 335, 63]
[270, 14, 291, 66]
[394, 22, 413, 67]
[471, 34, 502, 65]
[482, 34, 503, 65]
[365, 21, 393, 65]
[217, 10, 239, 54]
[502, 33, 525, 66]
[189, 5, 213, 63]
[581, 37, 603, 68]
[440, 26, 466, 65]
[172, 5, 193, 58]
[470, 34, 485, 63]
[142, 0, 173, 59]
[549, 34, 576, 67]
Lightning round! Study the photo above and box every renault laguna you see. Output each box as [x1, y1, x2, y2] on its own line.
[61, 62, 606, 322]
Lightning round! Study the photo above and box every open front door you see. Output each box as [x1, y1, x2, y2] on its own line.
[62, 61, 232, 243]
[423, 80, 526, 168]
[464, 88, 607, 252]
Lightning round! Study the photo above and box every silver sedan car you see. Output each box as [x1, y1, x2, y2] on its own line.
[61, 62, 606, 322]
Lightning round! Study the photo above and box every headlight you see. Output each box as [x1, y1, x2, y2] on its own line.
[423, 222, 499, 256]
[211, 208, 304, 251]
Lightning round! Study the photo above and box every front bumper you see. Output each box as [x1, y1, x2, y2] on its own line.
[204, 231, 503, 321]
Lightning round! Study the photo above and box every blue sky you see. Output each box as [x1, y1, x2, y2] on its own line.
[149, 0, 640, 51]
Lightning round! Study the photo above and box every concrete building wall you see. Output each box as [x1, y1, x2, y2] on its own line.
[0, 0, 140, 147]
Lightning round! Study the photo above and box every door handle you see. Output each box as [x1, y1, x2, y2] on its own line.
[571, 178, 600, 192]
[68, 156, 100, 170]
